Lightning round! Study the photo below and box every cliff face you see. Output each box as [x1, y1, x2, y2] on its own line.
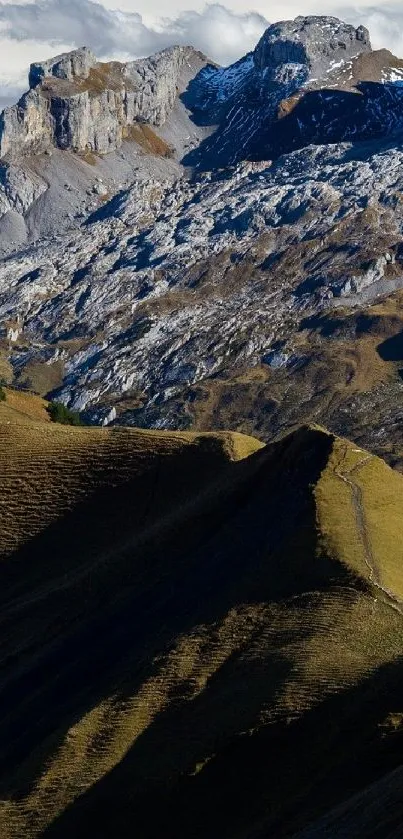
[0, 19, 373, 162]
[0, 89, 53, 158]
[28, 46, 98, 89]
[0, 46, 207, 159]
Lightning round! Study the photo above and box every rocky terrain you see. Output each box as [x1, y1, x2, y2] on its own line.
[4, 14, 403, 839]
[1, 15, 403, 463]
[0, 45, 210, 248]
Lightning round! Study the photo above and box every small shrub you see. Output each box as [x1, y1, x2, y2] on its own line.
[0, 386, 6, 402]
[47, 401, 82, 426]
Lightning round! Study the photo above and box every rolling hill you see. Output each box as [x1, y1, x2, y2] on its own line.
[1, 391, 403, 837]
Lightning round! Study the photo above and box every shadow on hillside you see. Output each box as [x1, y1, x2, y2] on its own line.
[41, 654, 403, 839]
[179, 73, 403, 171]
[250, 81, 403, 162]
[377, 330, 403, 381]
[378, 330, 403, 362]
[0, 430, 338, 806]
[180, 65, 219, 128]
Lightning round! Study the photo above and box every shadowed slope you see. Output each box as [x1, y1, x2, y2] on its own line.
[1, 402, 403, 838]
[295, 759, 403, 838]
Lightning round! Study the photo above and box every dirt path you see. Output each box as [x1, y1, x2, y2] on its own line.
[334, 447, 403, 616]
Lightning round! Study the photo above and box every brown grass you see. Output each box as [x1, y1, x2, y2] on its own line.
[16, 360, 65, 397]
[123, 123, 174, 157]
[0, 353, 13, 384]
[0, 387, 50, 425]
[40, 62, 136, 100]
[2, 414, 403, 839]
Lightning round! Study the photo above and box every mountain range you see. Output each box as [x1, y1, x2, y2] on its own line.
[1, 16, 403, 464]
[3, 12, 403, 838]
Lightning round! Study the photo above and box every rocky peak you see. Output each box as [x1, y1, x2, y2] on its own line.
[182, 15, 389, 171]
[0, 45, 207, 160]
[254, 16, 371, 82]
[29, 47, 98, 89]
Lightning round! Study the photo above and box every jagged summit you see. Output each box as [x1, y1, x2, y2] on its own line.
[0, 15, 403, 271]
[0, 44, 208, 159]
[254, 16, 371, 80]
[182, 15, 403, 170]
[0, 15, 374, 164]
[29, 46, 98, 89]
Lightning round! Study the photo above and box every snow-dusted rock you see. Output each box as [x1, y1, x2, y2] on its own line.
[2, 15, 403, 436]
[254, 17, 371, 80]
[2, 139, 403, 425]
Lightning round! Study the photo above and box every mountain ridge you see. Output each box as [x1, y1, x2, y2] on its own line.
[2, 392, 403, 837]
[4, 14, 403, 839]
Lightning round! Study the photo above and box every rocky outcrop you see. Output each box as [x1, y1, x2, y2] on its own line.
[254, 16, 371, 81]
[49, 89, 125, 153]
[0, 46, 207, 159]
[125, 48, 204, 126]
[2, 138, 403, 423]
[0, 89, 53, 158]
[0, 17, 376, 164]
[3, 15, 403, 470]
[29, 47, 98, 89]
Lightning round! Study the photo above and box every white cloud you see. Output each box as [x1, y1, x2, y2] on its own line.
[336, 5, 403, 56]
[0, 0, 268, 99]
[0, 1, 403, 107]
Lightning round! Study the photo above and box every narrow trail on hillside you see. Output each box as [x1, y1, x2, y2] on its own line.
[334, 447, 403, 617]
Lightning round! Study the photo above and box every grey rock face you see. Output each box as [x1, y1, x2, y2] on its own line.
[125, 47, 203, 126]
[0, 17, 375, 166]
[49, 90, 124, 154]
[0, 162, 47, 214]
[2, 139, 403, 427]
[0, 89, 53, 159]
[2, 16, 403, 463]
[254, 16, 371, 80]
[29, 47, 98, 89]
[0, 46, 206, 160]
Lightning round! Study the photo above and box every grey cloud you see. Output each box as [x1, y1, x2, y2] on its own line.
[336, 4, 403, 55]
[1, 0, 403, 108]
[0, 0, 269, 66]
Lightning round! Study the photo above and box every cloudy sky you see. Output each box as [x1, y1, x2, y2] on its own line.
[0, 0, 402, 108]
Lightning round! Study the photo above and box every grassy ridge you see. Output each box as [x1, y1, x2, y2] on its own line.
[2, 400, 403, 838]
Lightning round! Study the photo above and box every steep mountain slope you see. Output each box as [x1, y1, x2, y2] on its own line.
[0, 45, 209, 249]
[183, 18, 403, 170]
[0, 46, 208, 159]
[2, 393, 403, 837]
[3, 15, 403, 458]
[4, 15, 403, 839]
[2, 137, 403, 457]
[1, 16, 403, 249]
[296, 765, 403, 838]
